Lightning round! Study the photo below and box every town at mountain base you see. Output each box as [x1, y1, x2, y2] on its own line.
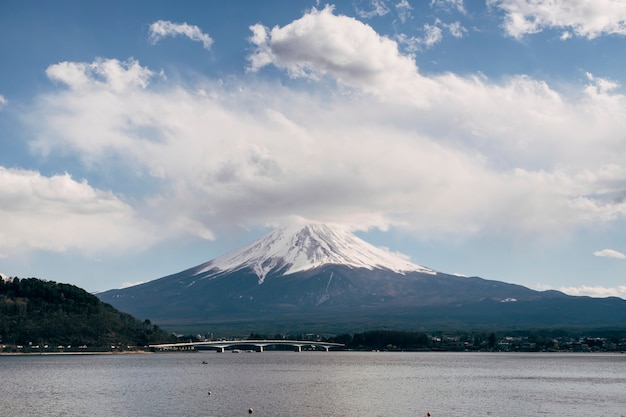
[98, 224, 626, 334]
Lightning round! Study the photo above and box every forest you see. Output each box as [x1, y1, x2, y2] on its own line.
[0, 277, 175, 349]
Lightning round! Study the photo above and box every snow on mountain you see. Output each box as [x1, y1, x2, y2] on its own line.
[197, 223, 436, 283]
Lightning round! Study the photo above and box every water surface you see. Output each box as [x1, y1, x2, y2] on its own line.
[2, 352, 625, 416]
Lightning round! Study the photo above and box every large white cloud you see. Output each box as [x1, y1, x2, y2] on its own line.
[0, 167, 155, 257]
[489, 0, 626, 39]
[248, 5, 420, 97]
[20, 6, 626, 251]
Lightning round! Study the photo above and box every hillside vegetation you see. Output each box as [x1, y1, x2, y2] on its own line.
[0, 277, 175, 349]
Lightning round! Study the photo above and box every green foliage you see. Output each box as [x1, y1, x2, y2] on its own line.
[0, 277, 175, 347]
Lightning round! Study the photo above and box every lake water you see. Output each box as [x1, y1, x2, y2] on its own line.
[1, 351, 625, 416]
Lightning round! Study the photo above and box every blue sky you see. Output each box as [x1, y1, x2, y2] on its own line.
[2, 0, 626, 297]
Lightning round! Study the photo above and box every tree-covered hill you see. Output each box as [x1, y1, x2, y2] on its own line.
[0, 277, 175, 349]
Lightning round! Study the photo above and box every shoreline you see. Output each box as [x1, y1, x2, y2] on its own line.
[0, 350, 152, 356]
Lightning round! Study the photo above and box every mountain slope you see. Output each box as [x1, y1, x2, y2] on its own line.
[98, 223, 626, 333]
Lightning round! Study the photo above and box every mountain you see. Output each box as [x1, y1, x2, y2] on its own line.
[196, 223, 436, 283]
[98, 223, 626, 334]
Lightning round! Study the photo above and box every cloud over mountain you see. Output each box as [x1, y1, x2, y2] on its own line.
[3, 1, 626, 296]
[11, 5, 626, 258]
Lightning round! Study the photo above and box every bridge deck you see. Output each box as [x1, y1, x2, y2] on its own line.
[149, 339, 344, 352]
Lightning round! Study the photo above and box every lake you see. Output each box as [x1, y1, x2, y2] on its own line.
[1, 351, 625, 416]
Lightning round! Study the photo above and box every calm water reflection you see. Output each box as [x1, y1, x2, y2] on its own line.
[2, 351, 625, 416]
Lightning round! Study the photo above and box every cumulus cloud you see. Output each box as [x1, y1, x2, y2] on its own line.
[247, 6, 419, 93]
[149, 20, 213, 49]
[593, 249, 626, 259]
[18, 6, 626, 252]
[0, 94, 7, 109]
[0, 167, 155, 257]
[489, 0, 626, 39]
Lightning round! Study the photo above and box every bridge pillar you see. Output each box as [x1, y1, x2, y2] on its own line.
[217, 347, 225, 353]
[295, 345, 302, 352]
[258, 345, 264, 352]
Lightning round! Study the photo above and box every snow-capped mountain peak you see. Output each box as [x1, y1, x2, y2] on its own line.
[197, 223, 435, 283]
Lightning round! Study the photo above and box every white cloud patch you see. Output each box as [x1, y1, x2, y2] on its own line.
[17, 6, 626, 254]
[149, 20, 213, 49]
[396, 20, 449, 52]
[489, 0, 626, 39]
[0, 94, 7, 109]
[0, 167, 155, 257]
[593, 249, 626, 259]
[560, 31, 572, 41]
[431, 0, 466, 14]
[447, 21, 467, 38]
[395, 0, 413, 23]
[397, 19, 466, 51]
[422, 22, 444, 47]
[46, 58, 152, 93]
[585, 71, 619, 94]
[356, 0, 391, 19]
[558, 285, 626, 298]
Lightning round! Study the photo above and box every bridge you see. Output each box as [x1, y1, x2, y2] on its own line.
[149, 339, 345, 352]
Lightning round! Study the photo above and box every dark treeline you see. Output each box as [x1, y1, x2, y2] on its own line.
[330, 330, 431, 350]
[324, 329, 626, 352]
[0, 277, 175, 348]
[211, 328, 626, 352]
